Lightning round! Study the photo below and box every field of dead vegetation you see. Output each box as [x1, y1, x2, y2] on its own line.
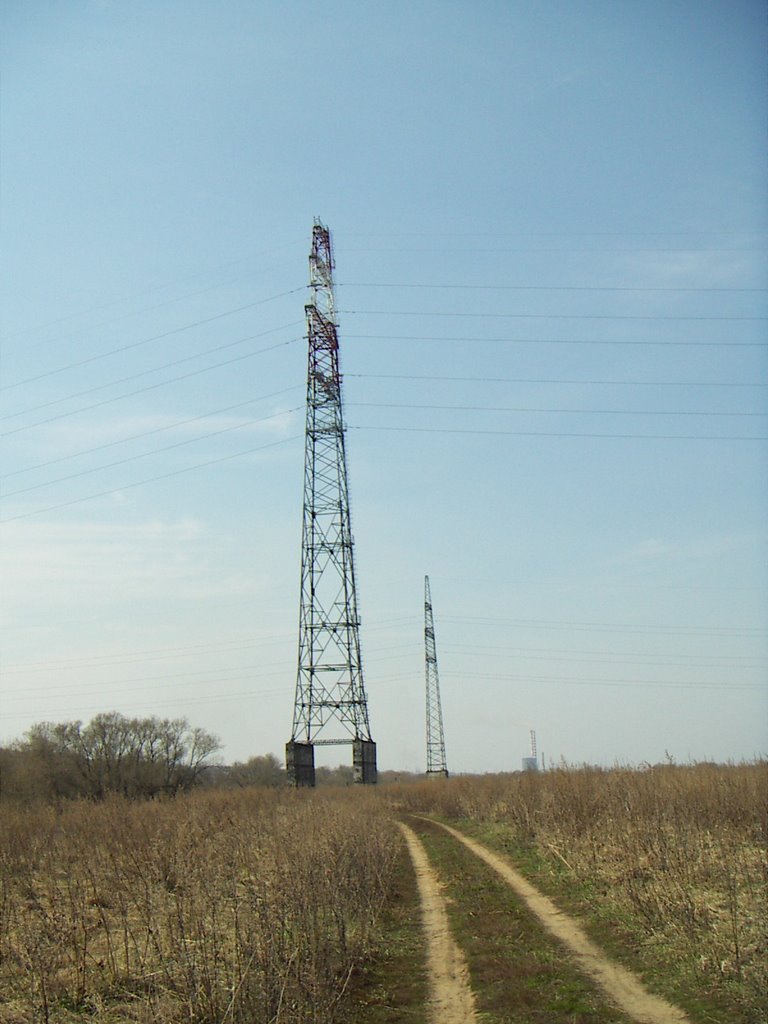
[0, 761, 765, 1023]
[0, 788, 399, 1024]
[389, 760, 768, 1023]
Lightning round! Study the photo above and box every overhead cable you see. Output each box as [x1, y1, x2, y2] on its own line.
[2, 287, 305, 391]
[0, 323, 302, 422]
[349, 401, 764, 418]
[340, 281, 768, 293]
[351, 424, 767, 441]
[0, 337, 302, 437]
[348, 372, 765, 388]
[1, 386, 302, 479]
[0, 434, 302, 524]
[2, 406, 302, 498]
[347, 332, 764, 348]
[342, 308, 768, 323]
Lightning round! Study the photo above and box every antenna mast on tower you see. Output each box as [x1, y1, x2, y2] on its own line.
[286, 221, 376, 787]
[424, 575, 448, 778]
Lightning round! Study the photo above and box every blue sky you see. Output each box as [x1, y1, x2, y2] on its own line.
[1, 1, 766, 772]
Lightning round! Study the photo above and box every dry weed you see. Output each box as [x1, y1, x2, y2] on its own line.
[0, 788, 399, 1023]
[386, 761, 767, 1020]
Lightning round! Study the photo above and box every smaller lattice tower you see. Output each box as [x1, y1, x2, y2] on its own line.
[424, 575, 448, 778]
[522, 729, 539, 772]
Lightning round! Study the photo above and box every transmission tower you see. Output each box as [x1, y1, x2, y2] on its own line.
[286, 221, 377, 787]
[424, 575, 448, 778]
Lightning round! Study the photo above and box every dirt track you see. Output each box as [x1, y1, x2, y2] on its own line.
[397, 822, 477, 1023]
[418, 818, 692, 1024]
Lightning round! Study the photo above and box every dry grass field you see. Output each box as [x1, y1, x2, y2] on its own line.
[0, 788, 399, 1023]
[389, 760, 768, 1023]
[1, 761, 765, 1023]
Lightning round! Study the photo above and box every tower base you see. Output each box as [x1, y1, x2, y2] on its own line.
[352, 739, 377, 784]
[286, 741, 316, 787]
[426, 769, 449, 780]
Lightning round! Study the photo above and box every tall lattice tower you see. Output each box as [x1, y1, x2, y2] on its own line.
[424, 575, 448, 778]
[286, 222, 377, 787]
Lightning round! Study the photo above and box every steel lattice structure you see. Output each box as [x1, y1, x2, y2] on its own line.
[286, 222, 376, 786]
[424, 575, 448, 777]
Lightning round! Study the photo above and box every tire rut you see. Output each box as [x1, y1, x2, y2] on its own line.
[398, 822, 478, 1023]
[423, 818, 691, 1024]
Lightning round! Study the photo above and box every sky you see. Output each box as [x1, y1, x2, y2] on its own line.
[0, 0, 766, 773]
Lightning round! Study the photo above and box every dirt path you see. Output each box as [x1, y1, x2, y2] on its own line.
[397, 822, 477, 1023]
[427, 819, 691, 1024]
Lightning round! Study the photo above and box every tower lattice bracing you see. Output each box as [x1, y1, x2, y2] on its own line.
[424, 575, 448, 777]
[286, 222, 376, 787]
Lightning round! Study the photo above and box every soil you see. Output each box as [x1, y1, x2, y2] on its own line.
[428, 819, 692, 1024]
[397, 822, 478, 1023]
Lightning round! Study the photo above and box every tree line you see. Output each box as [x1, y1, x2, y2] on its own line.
[0, 712, 412, 802]
[0, 712, 220, 803]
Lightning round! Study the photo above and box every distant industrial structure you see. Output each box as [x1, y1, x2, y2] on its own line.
[424, 576, 449, 777]
[286, 222, 376, 787]
[522, 729, 539, 772]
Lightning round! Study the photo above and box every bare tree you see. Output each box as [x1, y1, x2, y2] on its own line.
[3, 714, 221, 801]
[227, 753, 286, 788]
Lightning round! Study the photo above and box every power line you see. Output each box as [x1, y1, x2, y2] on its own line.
[2, 644, 420, 699]
[5, 418, 763, 519]
[341, 281, 768, 294]
[0, 322, 302, 422]
[348, 332, 766, 348]
[2, 241, 303, 342]
[0, 434, 303, 523]
[367, 670, 762, 693]
[351, 424, 767, 441]
[1, 668, 286, 701]
[348, 372, 765, 388]
[339, 230, 768, 239]
[2, 406, 302, 498]
[1, 387, 302, 480]
[446, 651, 767, 671]
[0, 337, 302, 438]
[0, 687, 288, 724]
[339, 245, 768, 255]
[440, 615, 767, 636]
[2, 637, 294, 672]
[349, 401, 764, 418]
[441, 671, 762, 691]
[342, 308, 768, 323]
[4, 628, 757, 677]
[442, 642, 766, 665]
[1, 620, 417, 674]
[1, 287, 305, 391]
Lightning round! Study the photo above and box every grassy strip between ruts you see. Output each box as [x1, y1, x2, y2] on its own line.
[407, 815, 635, 1024]
[443, 818, 761, 1024]
[345, 836, 429, 1023]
